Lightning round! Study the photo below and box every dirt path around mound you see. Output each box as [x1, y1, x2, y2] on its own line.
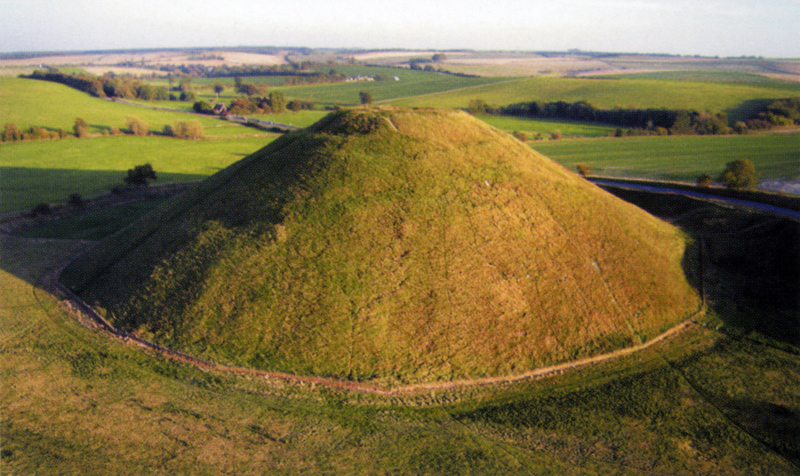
[34, 234, 699, 396]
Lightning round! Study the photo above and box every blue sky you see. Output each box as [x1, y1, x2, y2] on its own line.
[1, 0, 798, 57]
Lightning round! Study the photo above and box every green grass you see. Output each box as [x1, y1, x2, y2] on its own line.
[272, 69, 510, 107]
[604, 70, 799, 86]
[531, 133, 800, 182]
[389, 76, 800, 122]
[0, 77, 265, 137]
[2, 233, 798, 474]
[15, 198, 170, 240]
[0, 136, 273, 212]
[139, 66, 510, 109]
[477, 114, 616, 138]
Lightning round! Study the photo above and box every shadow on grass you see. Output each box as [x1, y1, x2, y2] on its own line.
[724, 98, 775, 124]
[602, 187, 800, 347]
[0, 166, 205, 214]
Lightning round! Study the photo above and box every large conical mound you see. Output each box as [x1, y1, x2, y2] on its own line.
[62, 108, 700, 385]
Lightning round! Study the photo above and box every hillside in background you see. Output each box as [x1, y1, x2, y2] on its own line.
[61, 108, 700, 385]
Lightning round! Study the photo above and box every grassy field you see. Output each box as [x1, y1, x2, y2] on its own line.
[0, 77, 262, 137]
[135, 66, 511, 109]
[389, 75, 800, 121]
[0, 136, 273, 212]
[2, 232, 798, 474]
[532, 132, 800, 183]
[273, 69, 511, 107]
[15, 198, 170, 240]
[604, 70, 800, 86]
[478, 114, 616, 138]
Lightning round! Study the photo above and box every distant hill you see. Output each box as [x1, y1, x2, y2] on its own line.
[61, 108, 700, 385]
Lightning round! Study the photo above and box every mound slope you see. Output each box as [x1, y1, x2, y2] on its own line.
[62, 108, 700, 385]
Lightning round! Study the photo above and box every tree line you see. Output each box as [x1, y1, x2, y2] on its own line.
[3, 116, 203, 143]
[495, 100, 729, 135]
[474, 97, 800, 136]
[22, 70, 173, 101]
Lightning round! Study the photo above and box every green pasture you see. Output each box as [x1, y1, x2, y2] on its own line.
[16, 198, 170, 240]
[532, 132, 800, 182]
[604, 70, 800, 87]
[117, 97, 328, 128]
[1, 233, 798, 474]
[390, 75, 800, 121]
[478, 114, 616, 138]
[0, 77, 263, 137]
[139, 66, 509, 108]
[0, 136, 273, 212]
[273, 70, 510, 107]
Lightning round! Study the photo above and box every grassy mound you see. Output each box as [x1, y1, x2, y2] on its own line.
[61, 108, 700, 385]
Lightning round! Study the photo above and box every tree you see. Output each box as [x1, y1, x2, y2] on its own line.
[124, 163, 157, 186]
[550, 130, 562, 140]
[193, 101, 215, 114]
[359, 91, 373, 105]
[3, 122, 21, 142]
[576, 163, 592, 177]
[287, 99, 302, 112]
[180, 90, 197, 102]
[718, 159, 758, 190]
[237, 82, 261, 96]
[168, 120, 204, 139]
[214, 83, 224, 100]
[74, 118, 89, 138]
[68, 192, 84, 207]
[512, 131, 527, 142]
[30, 202, 51, 217]
[269, 92, 286, 113]
[696, 172, 713, 187]
[126, 116, 149, 136]
[468, 99, 488, 115]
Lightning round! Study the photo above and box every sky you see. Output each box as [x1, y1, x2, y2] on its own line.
[1, 0, 799, 58]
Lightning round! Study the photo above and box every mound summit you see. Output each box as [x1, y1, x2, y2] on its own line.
[62, 108, 700, 385]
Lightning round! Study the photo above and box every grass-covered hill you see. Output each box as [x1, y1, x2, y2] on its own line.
[61, 108, 700, 385]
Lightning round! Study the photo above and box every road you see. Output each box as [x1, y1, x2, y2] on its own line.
[590, 178, 800, 222]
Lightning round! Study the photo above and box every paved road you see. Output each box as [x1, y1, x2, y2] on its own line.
[590, 179, 800, 222]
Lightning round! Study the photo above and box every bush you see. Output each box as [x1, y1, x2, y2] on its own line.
[3, 122, 21, 142]
[718, 159, 758, 190]
[512, 131, 527, 142]
[169, 121, 204, 139]
[68, 193, 84, 207]
[30, 202, 51, 217]
[126, 116, 149, 136]
[576, 163, 592, 177]
[74, 117, 89, 138]
[550, 130, 562, 140]
[180, 91, 197, 102]
[124, 163, 157, 187]
[733, 121, 748, 135]
[359, 91, 373, 105]
[696, 173, 713, 187]
[193, 101, 215, 115]
[468, 99, 489, 115]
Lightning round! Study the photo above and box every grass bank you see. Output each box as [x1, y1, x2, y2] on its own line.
[1, 233, 798, 474]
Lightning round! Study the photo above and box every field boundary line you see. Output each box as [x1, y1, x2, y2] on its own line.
[39, 236, 700, 397]
[375, 77, 525, 105]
